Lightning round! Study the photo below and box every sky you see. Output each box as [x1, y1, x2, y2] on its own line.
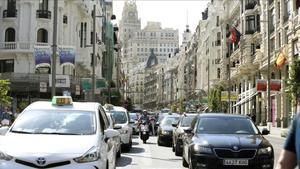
[112, 0, 209, 44]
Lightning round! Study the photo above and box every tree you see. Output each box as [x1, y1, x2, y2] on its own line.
[287, 60, 300, 113]
[171, 103, 177, 112]
[208, 85, 227, 112]
[0, 80, 12, 106]
[124, 97, 133, 111]
[179, 97, 186, 113]
[75, 62, 91, 78]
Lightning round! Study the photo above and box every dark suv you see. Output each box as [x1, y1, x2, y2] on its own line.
[172, 114, 197, 156]
[182, 113, 274, 169]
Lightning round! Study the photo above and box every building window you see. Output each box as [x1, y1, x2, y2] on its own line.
[0, 59, 14, 73]
[293, 39, 299, 57]
[270, 38, 275, 53]
[4, 0, 17, 18]
[5, 28, 15, 42]
[278, 32, 281, 47]
[84, 22, 87, 47]
[80, 23, 83, 47]
[269, 8, 275, 33]
[37, 29, 48, 43]
[39, 0, 48, 10]
[63, 15, 68, 24]
[216, 16, 219, 26]
[246, 15, 255, 34]
[251, 43, 255, 56]
[284, 0, 290, 22]
[217, 68, 221, 78]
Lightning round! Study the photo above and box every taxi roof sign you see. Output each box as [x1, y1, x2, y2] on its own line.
[52, 96, 73, 106]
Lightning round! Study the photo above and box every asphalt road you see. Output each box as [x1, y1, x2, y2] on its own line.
[116, 135, 285, 169]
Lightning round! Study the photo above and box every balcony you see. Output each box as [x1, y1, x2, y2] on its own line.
[0, 41, 49, 52]
[3, 9, 17, 18]
[36, 10, 51, 19]
[245, 2, 257, 10]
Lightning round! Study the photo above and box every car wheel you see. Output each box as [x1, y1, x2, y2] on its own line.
[157, 137, 163, 146]
[175, 143, 182, 156]
[182, 155, 189, 168]
[188, 156, 194, 169]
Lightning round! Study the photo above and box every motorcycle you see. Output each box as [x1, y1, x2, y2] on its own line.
[139, 120, 149, 144]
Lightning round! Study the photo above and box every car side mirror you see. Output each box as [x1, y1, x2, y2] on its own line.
[0, 126, 9, 136]
[104, 129, 119, 142]
[261, 128, 270, 135]
[183, 127, 193, 134]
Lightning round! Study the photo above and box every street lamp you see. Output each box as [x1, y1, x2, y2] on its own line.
[51, 0, 58, 98]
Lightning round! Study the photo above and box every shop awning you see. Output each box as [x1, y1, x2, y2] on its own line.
[233, 92, 258, 107]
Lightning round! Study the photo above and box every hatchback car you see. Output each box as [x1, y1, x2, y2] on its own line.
[157, 114, 180, 146]
[0, 96, 119, 169]
[172, 113, 197, 156]
[104, 104, 133, 151]
[182, 113, 274, 169]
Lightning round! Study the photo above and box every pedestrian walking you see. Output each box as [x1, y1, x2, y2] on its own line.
[275, 113, 300, 169]
[1, 107, 13, 126]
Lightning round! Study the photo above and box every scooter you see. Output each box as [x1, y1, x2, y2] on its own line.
[139, 120, 149, 144]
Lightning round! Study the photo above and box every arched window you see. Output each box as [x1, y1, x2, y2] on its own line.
[5, 28, 15, 42]
[37, 29, 48, 43]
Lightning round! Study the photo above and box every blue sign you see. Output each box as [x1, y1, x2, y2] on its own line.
[34, 46, 51, 68]
[59, 47, 75, 66]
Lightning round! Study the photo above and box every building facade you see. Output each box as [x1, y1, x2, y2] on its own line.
[0, 0, 111, 108]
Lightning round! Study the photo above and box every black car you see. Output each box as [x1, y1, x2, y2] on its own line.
[157, 115, 180, 146]
[182, 113, 274, 169]
[172, 114, 197, 156]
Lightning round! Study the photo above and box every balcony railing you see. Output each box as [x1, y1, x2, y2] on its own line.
[36, 10, 51, 19]
[3, 9, 17, 18]
[0, 42, 50, 51]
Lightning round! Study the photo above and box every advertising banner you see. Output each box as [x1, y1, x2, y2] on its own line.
[59, 46, 75, 66]
[34, 46, 51, 68]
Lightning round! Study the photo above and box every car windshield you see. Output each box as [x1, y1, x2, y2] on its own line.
[111, 111, 128, 124]
[10, 110, 96, 135]
[129, 113, 138, 120]
[196, 117, 259, 135]
[161, 116, 179, 126]
[180, 115, 196, 127]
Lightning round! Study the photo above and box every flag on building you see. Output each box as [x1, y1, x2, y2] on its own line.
[275, 52, 286, 69]
[230, 27, 241, 45]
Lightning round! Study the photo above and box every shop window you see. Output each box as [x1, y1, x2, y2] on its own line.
[0, 59, 14, 73]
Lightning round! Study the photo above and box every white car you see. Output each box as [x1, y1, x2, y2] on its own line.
[104, 104, 133, 151]
[106, 113, 122, 158]
[0, 96, 119, 169]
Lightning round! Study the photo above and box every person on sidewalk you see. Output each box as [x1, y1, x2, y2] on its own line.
[275, 114, 299, 169]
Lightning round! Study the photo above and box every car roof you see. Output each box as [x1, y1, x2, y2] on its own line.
[104, 105, 127, 112]
[199, 113, 249, 118]
[24, 101, 100, 112]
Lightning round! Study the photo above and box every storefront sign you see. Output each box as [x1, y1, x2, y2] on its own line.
[40, 82, 47, 93]
[49, 75, 70, 88]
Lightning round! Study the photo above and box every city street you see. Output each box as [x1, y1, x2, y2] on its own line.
[117, 135, 285, 169]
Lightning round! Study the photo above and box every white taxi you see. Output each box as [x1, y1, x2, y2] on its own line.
[104, 104, 133, 151]
[0, 96, 119, 169]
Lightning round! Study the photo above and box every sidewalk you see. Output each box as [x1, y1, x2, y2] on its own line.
[258, 125, 289, 139]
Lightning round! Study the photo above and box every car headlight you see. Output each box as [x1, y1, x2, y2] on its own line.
[258, 147, 272, 155]
[161, 130, 171, 135]
[193, 145, 212, 154]
[0, 151, 13, 161]
[74, 146, 100, 163]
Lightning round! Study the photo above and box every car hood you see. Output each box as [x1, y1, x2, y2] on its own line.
[193, 134, 268, 148]
[160, 125, 174, 131]
[0, 133, 99, 157]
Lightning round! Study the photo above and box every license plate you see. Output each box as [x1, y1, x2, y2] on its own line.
[223, 159, 248, 166]
[143, 131, 146, 134]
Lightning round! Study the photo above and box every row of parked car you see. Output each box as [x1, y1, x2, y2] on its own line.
[0, 96, 134, 169]
[156, 112, 274, 169]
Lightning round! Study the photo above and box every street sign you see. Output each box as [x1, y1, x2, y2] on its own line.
[221, 91, 238, 101]
[40, 82, 47, 93]
[81, 78, 92, 92]
[49, 75, 70, 88]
